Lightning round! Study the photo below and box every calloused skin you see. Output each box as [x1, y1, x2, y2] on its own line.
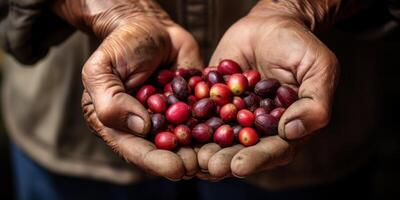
[197, 13, 339, 180]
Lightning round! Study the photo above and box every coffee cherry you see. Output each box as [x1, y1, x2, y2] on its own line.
[207, 71, 224, 86]
[205, 117, 224, 131]
[233, 96, 246, 110]
[171, 76, 190, 100]
[232, 125, 242, 141]
[156, 69, 175, 86]
[276, 86, 298, 108]
[150, 113, 167, 135]
[270, 107, 285, 120]
[203, 66, 218, 78]
[167, 94, 179, 106]
[192, 98, 216, 119]
[192, 123, 213, 143]
[274, 95, 283, 107]
[164, 83, 172, 93]
[237, 109, 255, 127]
[174, 125, 192, 146]
[243, 92, 260, 111]
[155, 132, 178, 150]
[218, 59, 242, 75]
[194, 81, 210, 99]
[219, 103, 238, 122]
[210, 83, 233, 106]
[238, 127, 259, 147]
[254, 79, 280, 97]
[259, 98, 275, 113]
[166, 102, 190, 124]
[175, 68, 190, 79]
[214, 125, 234, 147]
[187, 68, 202, 78]
[186, 117, 199, 129]
[136, 85, 156, 104]
[254, 114, 278, 136]
[147, 94, 167, 113]
[187, 95, 197, 107]
[254, 107, 267, 117]
[243, 70, 261, 89]
[134, 63, 291, 151]
[227, 73, 248, 95]
[188, 76, 203, 89]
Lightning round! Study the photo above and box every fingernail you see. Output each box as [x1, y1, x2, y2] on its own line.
[182, 175, 194, 180]
[127, 115, 145, 134]
[284, 119, 306, 140]
[166, 177, 180, 182]
[232, 173, 245, 179]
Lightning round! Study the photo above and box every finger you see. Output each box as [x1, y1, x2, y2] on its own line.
[82, 90, 104, 135]
[230, 136, 295, 178]
[99, 127, 185, 180]
[195, 171, 231, 182]
[197, 143, 221, 170]
[196, 171, 210, 180]
[82, 93, 185, 180]
[103, 127, 186, 180]
[182, 176, 193, 180]
[82, 50, 152, 137]
[208, 34, 251, 70]
[168, 26, 204, 69]
[279, 51, 339, 140]
[143, 149, 185, 180]
[193, 144, 203, 154]
[208, 144, 244, 178]
[176, 147, 199, 177]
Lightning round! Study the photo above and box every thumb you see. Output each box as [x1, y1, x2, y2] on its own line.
[82, 50, 153, 137]
[279, 52, 339, 140]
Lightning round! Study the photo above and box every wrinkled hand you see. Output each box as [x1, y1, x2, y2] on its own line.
[197, 3, 339, 181]
[53, 0, 202, 180]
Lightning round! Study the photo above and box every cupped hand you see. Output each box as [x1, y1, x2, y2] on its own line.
[62, 1, 204, 180]
[197, 13, 339, 180]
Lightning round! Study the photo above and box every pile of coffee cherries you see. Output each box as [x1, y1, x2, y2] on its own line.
[134, 59, 298, 151]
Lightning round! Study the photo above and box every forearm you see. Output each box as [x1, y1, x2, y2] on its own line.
[51, 0, 170, 38]
[250, 0, 369, 32]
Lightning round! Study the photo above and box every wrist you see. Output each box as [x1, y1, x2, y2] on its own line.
[51, 0, 171, 38]
[248, 0, 343, 32]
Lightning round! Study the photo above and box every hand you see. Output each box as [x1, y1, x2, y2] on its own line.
[53, 0, 203, 180]
[197, 1, 340, 180]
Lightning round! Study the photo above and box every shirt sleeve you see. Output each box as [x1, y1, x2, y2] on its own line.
[0, 0, 75, 65]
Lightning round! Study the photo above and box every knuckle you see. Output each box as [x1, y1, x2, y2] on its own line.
[95, 103, 117, 126]
[322, 50, 340, 71]
[208, 158, 225, 176]
[96, 96, 126, 126]
[82, 55, 111, 80]
[231, 154, 253, 178]
[313, 103, 331, 128]
[81, 94, 104, 136]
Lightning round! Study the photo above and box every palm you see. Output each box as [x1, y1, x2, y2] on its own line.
[82, 19, 203, 180]
[198, 16, 339, 180]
